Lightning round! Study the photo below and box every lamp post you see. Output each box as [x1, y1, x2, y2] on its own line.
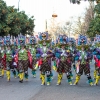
[66, 21, 70, 38]
[52, 13, 58, 40]
[18, 0, 20, 11]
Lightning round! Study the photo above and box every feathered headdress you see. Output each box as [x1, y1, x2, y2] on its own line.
[29, 35, 36, 45]
[57, 34, 68, 47]
[77, 35, 87, 45]
[18, 34, 25, 46]
[0, 36, 4, 47]
[38, 32, 51, 46]
[5, 35, 11, 46]
[95, 34, 100, 43]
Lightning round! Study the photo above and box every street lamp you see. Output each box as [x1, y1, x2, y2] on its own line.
[52, 13, 58, 40]
[18, 0, 20, 11]
[66, 21, 70, 38]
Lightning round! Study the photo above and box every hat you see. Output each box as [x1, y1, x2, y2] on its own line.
[38, 32, 51, 46]
[57, 34, 69, 48]
[0, 36, 4, 47]
[78, 35, 87, 45]
[5, 36, 11, 46]
[18, 35, 25, 46]
[29, 36, 36, 45]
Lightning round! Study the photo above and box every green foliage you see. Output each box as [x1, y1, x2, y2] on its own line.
[87, 3, 100, 37]
[69, 0, 97, 4]
[69, 0, 100, 38]
[0, 0, 35, 36]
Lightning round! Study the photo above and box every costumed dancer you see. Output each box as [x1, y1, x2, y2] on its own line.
[55, 35, 73, 85]
[67, 38, 76, 79]
[68, 38, 76, 73]
[38, 32, 53, 85]
[5, 35, 14, 81]
[94, 45, 100, 85]
[0, 36, 6, 77]
[11, 39, 18, 78]
[16, 35, 30, 83]
[29, 34, 37, 78]
[49, 39, 56, 80]
[73, 35, 93, 86]
[92, 42, 99, 80]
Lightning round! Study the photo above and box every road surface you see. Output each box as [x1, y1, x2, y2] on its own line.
[0, 62, 100, 100]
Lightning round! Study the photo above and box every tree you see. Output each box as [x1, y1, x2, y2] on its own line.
[82, 2, 94, 35]
[0, 0, 10, 36]
[69, 0, 99, 4]
[87, 15, 100, 37]
[0, 0, 35, 36]
[69, 0, 100, 38]
[87, 3, 100, 37]
[72, 17, 85, 34]
[48, 18, 73, 40]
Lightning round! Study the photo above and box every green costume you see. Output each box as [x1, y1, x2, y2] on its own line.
[6, 48, 13, 81]
[18, 48, 29, 83]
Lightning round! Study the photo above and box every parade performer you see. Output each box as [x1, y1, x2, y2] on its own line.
[29, 34, 37, 78]
[73, 35, 93, 86]
[15, 35, 31, 83]
[55, 35, 73, 85]
[48, 40, 56, 80]
[0, 37, 6, 77]
[37, 32, 53, 85]
[94, 46, 100, 85]
[67, 40, 76, 79]
[5, 35, 13, 81]
[93, 43, 99, 80]
[13, 46, 19, 77]
[11, 37, 19, 78]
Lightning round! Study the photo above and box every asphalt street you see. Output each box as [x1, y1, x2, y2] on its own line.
[0, 61, 100, 100]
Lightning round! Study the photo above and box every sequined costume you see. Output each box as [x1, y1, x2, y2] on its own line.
[74, 35, 93, 86]
[37, 32, 53, 85]
[94, 48, 100, 85]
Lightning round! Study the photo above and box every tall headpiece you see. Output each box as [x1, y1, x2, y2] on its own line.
[29, 35, 36, 45]
[57, 34, 68, 47]
[38, 32, 51, 46]
[39, 32, 48, 41]
[95, 34, 100, 43]
[78, 34, 87, 45]
[18, 34, 25, 45]
[5, 35, 11, 46]
[76, 35, 90, 50]
[0, 36, 4, 46]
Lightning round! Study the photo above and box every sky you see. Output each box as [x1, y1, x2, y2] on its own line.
[4, 0, 90, 32]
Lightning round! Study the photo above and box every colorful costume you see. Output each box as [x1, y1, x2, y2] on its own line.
[54, 35, 73, 85]
[94, 47, 100, 85]
[38, 32, 53, 85]
[0, 37, 6, 77]
[29, 35, 37, 77]
[16, 35, 30, 83]
[74, 35, 93, 86]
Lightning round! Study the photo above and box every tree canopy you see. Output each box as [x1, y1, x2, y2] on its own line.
[69, 0, 100, 38]
[69, 0, 100, 4]
[87, 3, 100, 37]
[0, 0, 35, 36]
